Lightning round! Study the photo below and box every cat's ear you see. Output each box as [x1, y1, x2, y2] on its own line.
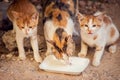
[31, 12, 39, 20]
[11, 11, 20, 19]
[95, 12, 106, 21]
[77, 12, 84, 22]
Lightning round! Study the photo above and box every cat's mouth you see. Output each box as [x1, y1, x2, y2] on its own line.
[87, 30, 93, 34]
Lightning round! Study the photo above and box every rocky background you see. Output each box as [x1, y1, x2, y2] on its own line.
[0, 0, 120, 80]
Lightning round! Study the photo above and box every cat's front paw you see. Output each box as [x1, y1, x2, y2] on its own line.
[34, 56, 42, 63]
[92, 60, 100, 66]
[78, 53, 86, 57]
[109, 45, 117, 54]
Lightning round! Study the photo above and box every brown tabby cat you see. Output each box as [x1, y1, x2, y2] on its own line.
[77, 11, 119, 66]
[7, 0, 42, 62]
[43, 0, 76, 61]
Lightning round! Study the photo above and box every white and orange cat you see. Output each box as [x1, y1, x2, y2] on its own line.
[43, 0, 76, 61]
[7, 0, 42, 62]
[77, 11, 119, 66]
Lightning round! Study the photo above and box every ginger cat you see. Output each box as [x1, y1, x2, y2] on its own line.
[7, 0, 42, 62]
[43, 0, 76, 61]
[77, 11, 119, 66]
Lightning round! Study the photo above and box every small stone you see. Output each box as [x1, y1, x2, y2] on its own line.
[6, 53, 13, 58]
[30, 58, 34, 61]
[0, 54, 6, 59]
[12, 57, 17, 61]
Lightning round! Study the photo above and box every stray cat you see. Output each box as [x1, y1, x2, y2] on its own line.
[7, 0, 42, 62]
[43, 0, 76, 61]
[77, 11, 119, 66]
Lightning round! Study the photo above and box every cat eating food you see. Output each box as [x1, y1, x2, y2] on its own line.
[7, 0, 42, 62]
[77, 11, 119, 66]
[43, 0, 76, 61]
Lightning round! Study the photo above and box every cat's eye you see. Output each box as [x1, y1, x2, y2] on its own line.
[21, 27, 24, 29]
[29, 26, 32, 28]
[85, 25, 88, 27]
[93, 25, 96, 27]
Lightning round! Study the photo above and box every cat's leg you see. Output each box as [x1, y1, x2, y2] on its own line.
[92, 45, 105, 66]
[16, 33, 26, 60]
[108, 44, 117, 54]
[12, 23, 16, 33]
[45, 42, 53, 56]
[44, 24, 54, 56]
[78, 41, 88, 57]
[30, 35, 42, 63]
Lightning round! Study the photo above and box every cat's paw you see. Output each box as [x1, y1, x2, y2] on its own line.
[78, 53, 86, 57]
[34, 56, 42, 63]
[109, 45, 117, 54]
[92, 60, 100, 66]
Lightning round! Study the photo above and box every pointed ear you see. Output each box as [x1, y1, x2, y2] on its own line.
[31, 12, 39, 20]
[11, 11, 20, 19]
[77, 12, 84, 22]
[94, 12, 106, 22]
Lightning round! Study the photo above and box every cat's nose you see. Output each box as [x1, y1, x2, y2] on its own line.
[25, 30, 28, 35]
[88, 30, 92, 34]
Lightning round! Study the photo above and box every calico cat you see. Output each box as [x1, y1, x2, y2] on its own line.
[43, 0, 76, 61]
[77, 11, 119, 66]
[7, 0, 42, 62]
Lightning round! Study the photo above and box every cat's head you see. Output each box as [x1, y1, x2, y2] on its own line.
[47, 28, 71, 60]
[77, 12, 105, 34]
[12, 11, 39, 35]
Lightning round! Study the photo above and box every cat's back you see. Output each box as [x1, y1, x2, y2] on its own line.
[7, 0, 37, 21]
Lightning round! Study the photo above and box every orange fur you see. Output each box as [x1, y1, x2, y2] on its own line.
[7, 0, 39, 29]
[7, 0, 42, 62]
[53, 31, 67, 49]
[44, 0, 75, 60]
[80, 15, 102, 28]
[110, 27, 115, 37]
[103, 16, 112, 26]
[53, 9, 69, 27]
[52, 48, 63, 59]
[44, 2, 55, 17]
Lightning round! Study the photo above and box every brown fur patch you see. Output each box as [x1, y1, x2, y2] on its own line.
[52, 48, 63, 59]
[103, 16, 112, 25]
[52, 31, 68, 59]
[44, 0, 75, 27]
[93, 35, 98, 40]
[110, 27, 115, 37]
[53, 31, 67, 49]
[44, 2, 55, 17]
[52, 9, 69, 27]
[7, 0, 39, 29]
[79, 15, 102, 28]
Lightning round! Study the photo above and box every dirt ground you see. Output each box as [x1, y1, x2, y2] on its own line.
[0, 1, 120, 80]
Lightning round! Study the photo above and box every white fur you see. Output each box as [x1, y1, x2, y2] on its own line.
[13, 22, 42, 62]
[44, 18, 74, 56]
[78, 15, 119, 66]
